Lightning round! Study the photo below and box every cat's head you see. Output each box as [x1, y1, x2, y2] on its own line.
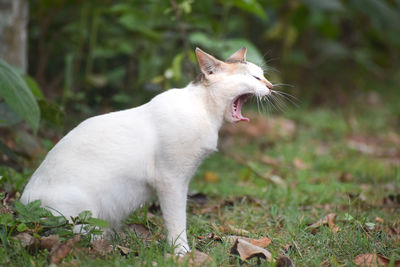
[195, 47, 273, 123]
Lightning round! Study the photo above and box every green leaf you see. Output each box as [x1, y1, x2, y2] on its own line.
[227, 0, 267, 20]
[0, 102, 23, 126]
[0, 213, 15, 227]
[15, 200, 50, 223]
[118, 14, 161, 41]
[87, 217, 109, 228]
[41, 215, 68, 228]
[78, 210, 92, 222]
[171, 53, 184, 81]
[38, 99, 64, 127]
[344, 213, 354, 221]
[0, 59, 40, 132]
[23, 75, 44, 99]
[17, 223, 28, 232]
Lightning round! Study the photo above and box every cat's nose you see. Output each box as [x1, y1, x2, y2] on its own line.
[264, 80, 273, 89]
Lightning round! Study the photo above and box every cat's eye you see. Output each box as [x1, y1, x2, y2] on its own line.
[252, 75, 261, 81]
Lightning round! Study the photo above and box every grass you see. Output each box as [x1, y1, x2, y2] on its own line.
[1, 90, 399, 266]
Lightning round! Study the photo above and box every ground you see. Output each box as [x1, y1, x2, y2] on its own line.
[0, 90, 399, 266]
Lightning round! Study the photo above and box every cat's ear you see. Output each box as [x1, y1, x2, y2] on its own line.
[195, 48, 224, 75]
[227, 46, 247, 62]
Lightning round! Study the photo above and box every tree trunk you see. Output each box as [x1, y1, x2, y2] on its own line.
[0, 0, 28, 72]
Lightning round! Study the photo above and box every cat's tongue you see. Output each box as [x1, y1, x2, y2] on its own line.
[233, 94, 250, 122]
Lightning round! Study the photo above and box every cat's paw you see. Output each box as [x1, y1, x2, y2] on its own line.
[174, 244, 191, 256]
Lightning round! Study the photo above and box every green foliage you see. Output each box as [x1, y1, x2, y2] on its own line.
[0, 59, 40, 132]
[24, 0, 400, 123]
[0, 199, 109, 245]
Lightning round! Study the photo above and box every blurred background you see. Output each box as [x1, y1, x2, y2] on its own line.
[0, 0, 399, 190]
[1, 1, 400, 264]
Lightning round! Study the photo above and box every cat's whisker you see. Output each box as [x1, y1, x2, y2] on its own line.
[259, 94, 267, 114]
[272, 83, 294, 88]
[269, 95, 286, 112]
[255, 94, 261, 114]
[271, 90, 301, 107]
[264, 95, 279, 113]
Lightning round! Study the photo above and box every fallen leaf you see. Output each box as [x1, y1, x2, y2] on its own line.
[204, 171, 219, 183]
[339, 172, 354, 182]
[91, 239, 112, 256]
[260, 155, 280, 167]
[116, 245, 132, 255]
[167, 250, 212, 267]
[375, 217, 384, 224]
[50, 235, 81, 264]
[307, 213, 339, 233]
[230, 238, 273, 262]
[216, 224, 249, 236]
[353, 253, 400, 266]
[14, 232, 35, 248]
[293, 158, 308, 170]
[39, 235, 60, 250]
[326, 214, 340, 233]
[251, 236, 272, 248]
[221, 235, 271, 248]
[187, 250, 212, 266]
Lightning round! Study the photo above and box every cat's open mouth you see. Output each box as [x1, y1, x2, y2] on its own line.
[231, 93, 252, 122]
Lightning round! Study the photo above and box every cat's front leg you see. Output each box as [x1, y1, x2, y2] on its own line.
[157, 182, 190, 255]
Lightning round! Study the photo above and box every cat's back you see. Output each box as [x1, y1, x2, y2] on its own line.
[22, 104, 157, 194]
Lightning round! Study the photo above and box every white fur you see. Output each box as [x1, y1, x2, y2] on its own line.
[20, 49, 272, 254]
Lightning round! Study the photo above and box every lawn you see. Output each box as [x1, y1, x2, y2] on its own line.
[1, 90, 399, 266]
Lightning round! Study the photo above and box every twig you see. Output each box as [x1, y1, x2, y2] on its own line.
[223, 151, 286, 187]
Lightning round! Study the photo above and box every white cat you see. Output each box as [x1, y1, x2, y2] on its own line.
[20, 47, 273, 254]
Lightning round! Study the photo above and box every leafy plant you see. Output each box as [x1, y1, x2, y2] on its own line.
[0, 59, 40, 132]
[0, 198, 109, 246]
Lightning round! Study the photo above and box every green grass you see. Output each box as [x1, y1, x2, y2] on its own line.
[1, 91, 399, 266]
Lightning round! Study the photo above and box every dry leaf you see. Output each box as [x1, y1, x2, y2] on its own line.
[308, 213, 339, 233]
[39, 235, 60, 250]
[167, 250, 212, 267]
[91, 239, 112, 256]
[204, 171, 219, 183]
[375, 217, 384, 224]
[187, 250, 212, 266]
[216, 224, 249, 236]
[50, 235, 81, 264]
[14, 232, 35, 248]
[293, 158, 308, 170]
[116, 245, 132, 255]
[221, 235, 271, 248]
[326, 214, 340, 233]
[230, 238, 273, 262]
[353, 253, 400, 267]
[260, 155, 280, 167]
[251, 237, 272, 248]
[339, 172, 354, 182]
